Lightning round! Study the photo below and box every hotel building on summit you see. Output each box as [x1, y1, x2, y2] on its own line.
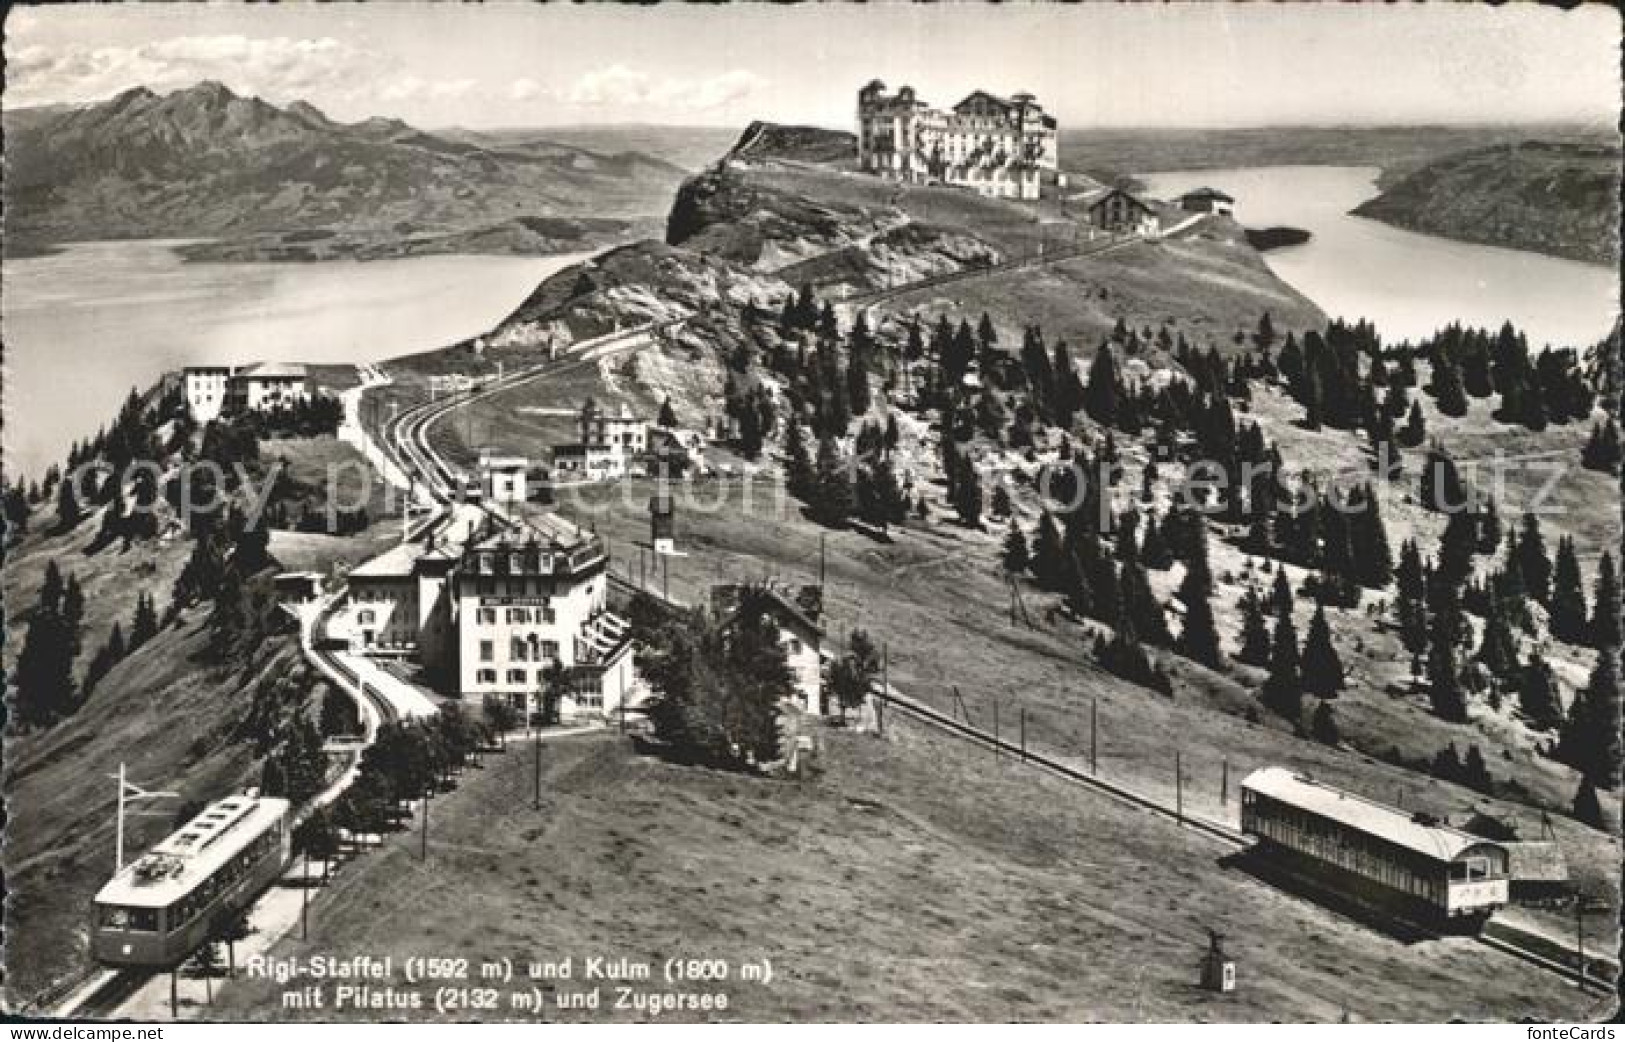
[856, 81, 1058, 201]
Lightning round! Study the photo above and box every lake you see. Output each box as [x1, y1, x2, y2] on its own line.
[1138, 166, 1619, 349]
[3, 242, 591, 478]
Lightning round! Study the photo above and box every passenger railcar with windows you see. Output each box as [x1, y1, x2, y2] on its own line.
[93, 795, 291, 967]
[1240, 768, 1508, 931]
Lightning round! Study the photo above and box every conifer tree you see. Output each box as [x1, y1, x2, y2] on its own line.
[1517, 653, 1565, 731]
[1475, 597, 1520, 681]
[1237, 588, 1274, 666]
[1269, 568, 1295, 619]
[1301, 603, 1346, 696]
[84, 623, 127, 696]
[1558, 648, 1623, 789]
[130, 591, 160, 651]
[1310, 700, 1340, 746]
[1084, 344, 1121, 427]
[783, 415, 815, 502]
[1139, 514, 1172, 570]
[1398, 399, 1427, 447]
[809, 436, 855, 527]
[1430, 351, 1468, 416]
[1001, 522, 1030, 575]
[1572, 778, 1605, 829]
[1549, 536, 1589, 644]
[1590, 551, 1620, 651]
[1031, 512, 1067, 591]
[1119, 560, 1172, 647]
[1427, 584, 1469, 723]
[1581, 417, 1622, 474]
[55, 477, 82, 532]
[1176, 520, 1222, 667]
[658, 398, 678, 428]
[1261, 607, 1304, 722]
[13, 562, 78, 727]
[1515, 513, 1552, 606]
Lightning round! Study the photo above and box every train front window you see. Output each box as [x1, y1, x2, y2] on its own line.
[99, 905, 159, 932]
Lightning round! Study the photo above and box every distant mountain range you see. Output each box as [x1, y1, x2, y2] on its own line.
[2, 81, 691, 261]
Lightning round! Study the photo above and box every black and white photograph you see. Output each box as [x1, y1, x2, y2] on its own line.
[2, 2, 1621, 1027]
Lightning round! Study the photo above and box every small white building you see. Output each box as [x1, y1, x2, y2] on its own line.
[480, 450, 529, 504]
[1178, 187, 1236, 217]
[552, 400, 649, 483]
[227, 362, 310, 413]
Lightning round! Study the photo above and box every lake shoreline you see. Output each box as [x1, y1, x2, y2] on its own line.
[1139, 164, 1618, 348]
[2, 244, 595, 479]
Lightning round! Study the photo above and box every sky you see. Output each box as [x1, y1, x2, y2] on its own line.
[5, 4, 1619, 131]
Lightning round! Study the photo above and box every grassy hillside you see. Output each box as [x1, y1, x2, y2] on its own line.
[1351, 142, 1621, 266]
[0, 507, 311, 1006]
[206, 726, 1605, 1022]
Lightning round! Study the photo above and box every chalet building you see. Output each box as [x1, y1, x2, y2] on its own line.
[711, 583, 827, 715]
[182, 362, 312, 423]
[552, 400, 649, 482]
[329, 504, 634, 719]
[856, 80, 1057, 201]
[1076, 187, 1159, 236]
[1178, 187, 1235, 216]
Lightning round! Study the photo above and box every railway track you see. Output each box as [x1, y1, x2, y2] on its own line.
[607, 572, 1615, 995]
[875, 685, 1615, 993]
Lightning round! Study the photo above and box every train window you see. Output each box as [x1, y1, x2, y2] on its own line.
[99, 905, 159, 932]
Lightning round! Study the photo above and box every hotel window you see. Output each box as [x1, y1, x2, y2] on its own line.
[541, 640, 560, 660]
[511, 637, 529, 662]
[358, 610, 375, 625]
[476, 669, 497, 684]
[507, 608, 529, 624]
[507, 669, 528, 685]
[542, 606, 556, 625]
[477, 608, 496, 624]
[479, 640, 494, 662]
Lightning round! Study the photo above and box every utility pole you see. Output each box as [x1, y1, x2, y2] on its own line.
[993, 700, 1000, 763]
[533, 735, 543, 811]
[819, 532, 827, 588]
[300, 852, 310, 939]
[877, 643, 887, 736]
[419, 791, 429, 862]
[110, 762, 176, 873]
[1221, 758, 1229, 809]
[1089, 698, 1098, 775]
[1175, 751, 1184, 826]
[1019, 708, 1027, 762]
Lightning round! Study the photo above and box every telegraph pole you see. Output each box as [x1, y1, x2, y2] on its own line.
[1089, 699, 1098, 775]
[1019, 708, 1027, 762]
[419, 791, 429, 862]
[533, 734, 543, 811]
[1175, 751, 1184, 826]
[110, 763, 176, 872]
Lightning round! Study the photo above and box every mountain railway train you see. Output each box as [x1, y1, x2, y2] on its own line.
[93, 794, 291, 967]
[1240, 768, 1509, 931]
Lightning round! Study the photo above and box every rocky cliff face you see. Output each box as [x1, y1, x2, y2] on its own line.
[1351, 141, 1621, 267]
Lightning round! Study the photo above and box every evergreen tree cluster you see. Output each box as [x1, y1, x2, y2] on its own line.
[1421, 322, 1594, 429]
[12, 562, 87, 728]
